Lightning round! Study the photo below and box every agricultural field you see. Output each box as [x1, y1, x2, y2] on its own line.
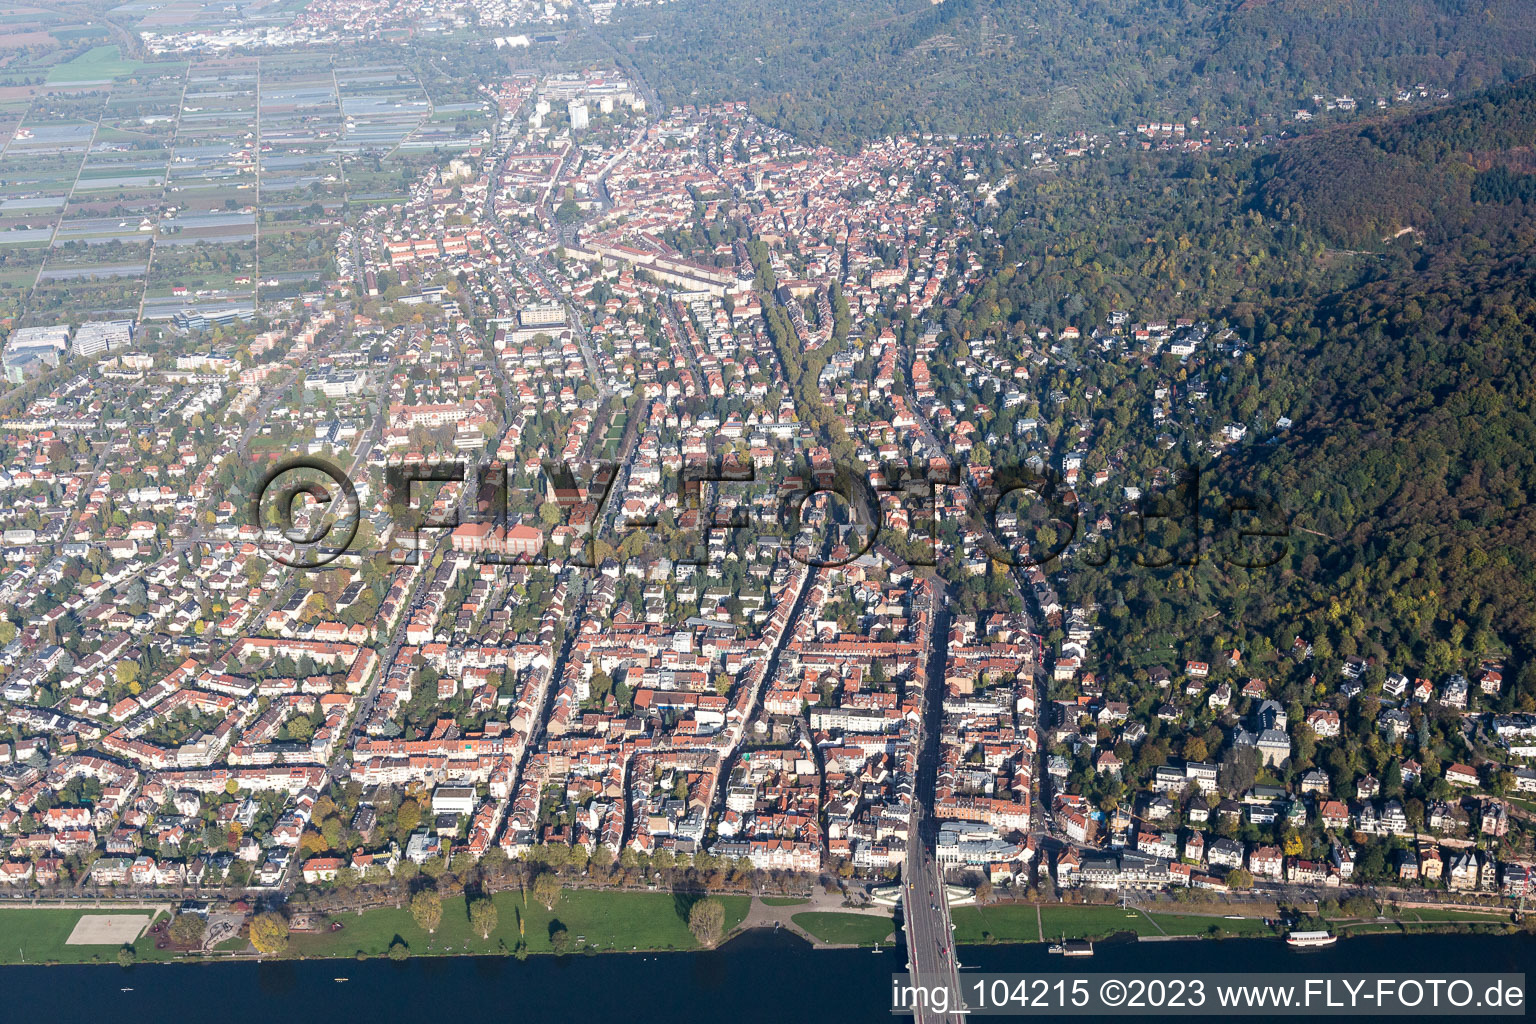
[0, 43, 488, 327]
[45, 44, 154, 84]
[0, 2, 116, 89]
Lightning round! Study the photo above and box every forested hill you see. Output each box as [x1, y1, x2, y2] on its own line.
[1117, 78, 1536, 698]
[1216, 215, 1536, 691]
[1207, 75, 1536, 686]
[1255, 75, 1536, 246]
[601, 0, 1536, 148]
[884, 72, 1536, 702]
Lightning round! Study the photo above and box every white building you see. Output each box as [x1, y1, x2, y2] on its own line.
[73, 319, 135, 357]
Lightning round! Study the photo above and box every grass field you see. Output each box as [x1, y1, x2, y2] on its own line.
[288, 890, 750, 958]
[791, 911, 895, 946]
[1396, 908, 1513, 923]
[1340, 922, 1405, 935]
[951, 904, 1278, 944]
[759, 896, 810, 907]
[1040, 904, 1149, 941]
[952, 904, 1042, 944]
[0, 908, 171, 965]
[45, 46, 153, 84]
[1146, 912, 1276, 937]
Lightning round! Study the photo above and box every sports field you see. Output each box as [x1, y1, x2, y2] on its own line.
[0, 908, 170, 964]
[66, 913, 153, 945]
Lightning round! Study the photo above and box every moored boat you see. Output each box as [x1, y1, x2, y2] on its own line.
[1286, 930, 1337, 948]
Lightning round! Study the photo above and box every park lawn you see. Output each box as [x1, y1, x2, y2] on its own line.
[290, 890, 750, 959]
[46, 46, 154, 84]
[791, 911, 895, 946]
[1039, 904, 1146, 941]
[1146, 912, 1276, 937]
[953, 904, 1274, 945]
[952, 904, 1041, 944]
[1399, 908, 1512, 923]
[0, 908, 169, 965]
[1339, 922, 1403, 935]
[759, 896, 810, 907]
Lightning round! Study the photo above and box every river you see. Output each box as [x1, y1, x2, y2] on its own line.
[13, 928, 1534, 1023]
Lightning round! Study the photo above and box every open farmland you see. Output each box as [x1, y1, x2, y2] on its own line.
[0, 46, 488, 326]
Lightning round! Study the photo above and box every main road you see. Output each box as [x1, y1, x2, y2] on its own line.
[902, 589, 966, 1023]
[903, 822, 966, 1023]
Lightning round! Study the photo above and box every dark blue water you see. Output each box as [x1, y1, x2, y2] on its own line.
[11, 929, 1533, 1024]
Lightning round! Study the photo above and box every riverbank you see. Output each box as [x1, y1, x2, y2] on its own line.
[286, 889, 755, 959]
[0, 893, 1527, 966]
[954, 902, 1280, 944]
[0, 907, 175, 966]
[953, 899, 1530, 946]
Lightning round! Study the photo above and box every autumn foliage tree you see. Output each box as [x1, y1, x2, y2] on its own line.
[469, 896, 498, 939]
[688, 897, 725, 948]
[249, 912, 289, 955]
[411, 890, 443, 934]
[532, 872, 562, 911]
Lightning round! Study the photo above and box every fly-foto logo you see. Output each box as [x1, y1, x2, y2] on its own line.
[249, 456, 1290, 570]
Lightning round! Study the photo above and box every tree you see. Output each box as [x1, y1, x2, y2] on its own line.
[1218, 747, 1260, 795]
[975, 880, 994, 903]
[532, 872, 562, 911]
[388, 938, 410, 960]
[395, 798, 421, 835]
[411, 890, 443, 934]
[470, 896, 498, 939]
[1225, 868, 1254, 890]
[688, 897, 726, 948]
[249, 912, 289, 954]
[170, 912, 206, 947]
[299, 830, 328, 858]
[551, 925, 571, 954]
[117, 944, 136, 967]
